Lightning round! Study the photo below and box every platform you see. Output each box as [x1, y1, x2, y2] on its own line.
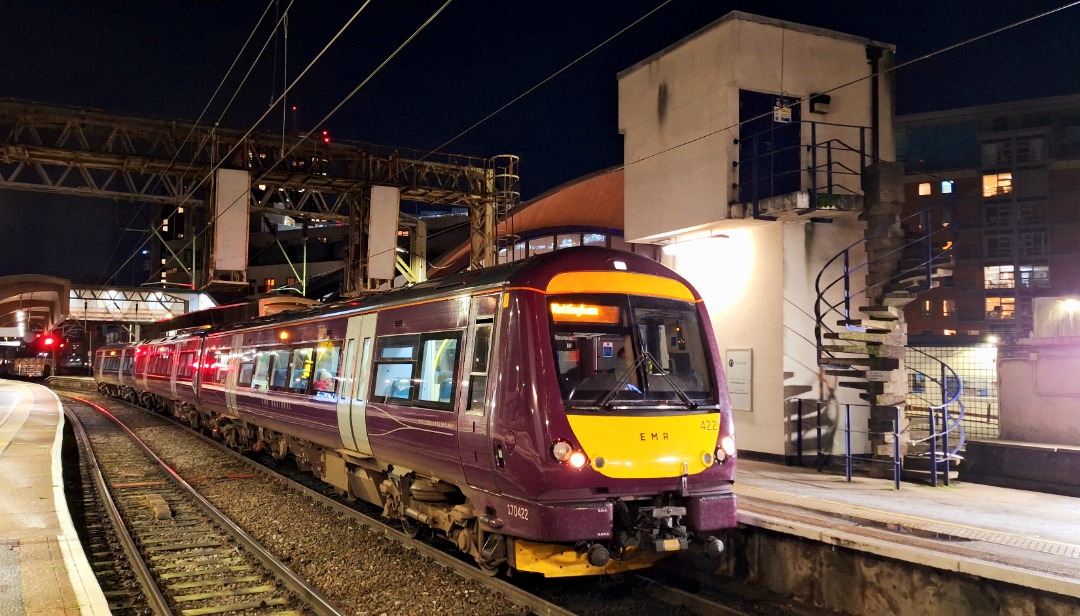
[735, 459, 1080, 601]
[0, 379, 109, 615]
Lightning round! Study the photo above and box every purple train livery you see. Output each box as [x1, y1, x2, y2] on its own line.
[94, 247, 737, 577]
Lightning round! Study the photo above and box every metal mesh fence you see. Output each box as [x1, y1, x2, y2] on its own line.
[905, 344, 999, 440]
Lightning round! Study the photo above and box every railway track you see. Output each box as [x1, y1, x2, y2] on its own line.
[61, 390, 799, 616]
[65, 396, 345, 616]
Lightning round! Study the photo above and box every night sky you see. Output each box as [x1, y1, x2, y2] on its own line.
[3, 1, 1080, 284]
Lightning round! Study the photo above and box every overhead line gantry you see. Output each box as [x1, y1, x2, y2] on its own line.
[0, 98, 519, 291]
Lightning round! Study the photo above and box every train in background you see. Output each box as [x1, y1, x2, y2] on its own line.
[95, 247, 738, 577]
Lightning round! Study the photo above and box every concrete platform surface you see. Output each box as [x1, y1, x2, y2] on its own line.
[735, 459, 1080, 601]
[0, 379, 109, 615]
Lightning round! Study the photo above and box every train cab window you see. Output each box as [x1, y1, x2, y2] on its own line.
[550, 295, 715, 409]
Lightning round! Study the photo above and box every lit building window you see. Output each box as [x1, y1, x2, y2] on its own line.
[943, 329, 956, 336]
[942, 300, 955, 317]
[982, 173, 1012, 197]
[941, 181, 953, 194]
[1017, 264, 1050, 288]
[918, 183, 932, 196]
[985, 265, 1015, 289]
[986, 297, 1015, 319]
[264, 278, 276, 293]
[921, 300, 932, 316]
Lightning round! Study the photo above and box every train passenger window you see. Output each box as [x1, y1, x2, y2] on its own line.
[203, 348, 229, 385]
[372, 332, 460, 409]
[312, 341, 341, 395]
[251, 351, 273, 390]
[418, 336, 459, 404]
[176, 351, 196, 381]
[374, 364, 413, 399]
[238, 358, 255, 387]
[289, 347, 314, 393]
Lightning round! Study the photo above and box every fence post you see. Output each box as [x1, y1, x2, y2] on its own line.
[816, 399, 824, 470]
[845, 405, 852, 483]
[842, 250, 851, 320]
[942, 401, 951, 487]
[797, 399, 804, 467]
[810, 122, 818, 209]
[928, 406, 938, 488]
[893, 407, 901, 490]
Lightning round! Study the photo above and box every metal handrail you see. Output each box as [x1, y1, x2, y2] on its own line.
[813, 202, 964, 487]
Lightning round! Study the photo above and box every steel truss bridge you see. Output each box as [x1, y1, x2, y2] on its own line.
[0, 98, 519, 290]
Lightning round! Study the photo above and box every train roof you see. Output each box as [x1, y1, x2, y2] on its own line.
[191, 247, 696, 338]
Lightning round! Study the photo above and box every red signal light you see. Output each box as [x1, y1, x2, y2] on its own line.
[43, 336, 55, 347]
[322, 130, 330, 144]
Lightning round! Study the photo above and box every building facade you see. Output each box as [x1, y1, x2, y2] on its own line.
[898, 95, 1080, 342]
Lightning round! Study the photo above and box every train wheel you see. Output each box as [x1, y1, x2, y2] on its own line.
[477, 560, 502, 577]
[400, 516, 422, 539]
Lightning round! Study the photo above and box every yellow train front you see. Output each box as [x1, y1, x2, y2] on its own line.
[474, 247, 737, 576]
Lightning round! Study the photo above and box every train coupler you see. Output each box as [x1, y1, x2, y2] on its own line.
[642, 505, 689, 552]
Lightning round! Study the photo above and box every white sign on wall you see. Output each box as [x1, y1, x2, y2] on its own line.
[726, 348, 752, 411]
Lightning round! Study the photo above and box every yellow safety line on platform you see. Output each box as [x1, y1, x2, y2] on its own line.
[735, 483, 1080, 558]
[0, 382, 32, 457]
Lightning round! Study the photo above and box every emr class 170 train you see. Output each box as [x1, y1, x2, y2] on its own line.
[94, 247, 737, 577]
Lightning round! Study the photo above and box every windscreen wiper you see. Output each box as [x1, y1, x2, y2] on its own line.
[597, 351, 650, 408]
[639, 349, 697, 409]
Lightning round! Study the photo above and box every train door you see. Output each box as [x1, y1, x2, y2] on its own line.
[225, 333, 242, 417]
[336, 313, 377, 455]
[457, 294, 500, 493]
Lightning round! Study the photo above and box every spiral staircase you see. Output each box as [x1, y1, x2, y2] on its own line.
[813, 165, 966, 485]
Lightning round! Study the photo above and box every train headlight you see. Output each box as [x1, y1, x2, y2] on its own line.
[568, 451, 588, 469]
[551, 439, 573, 462]
[716, 436, 737, 463]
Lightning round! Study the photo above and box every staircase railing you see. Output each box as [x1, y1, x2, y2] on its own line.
[906, 347, 967, 486]
[813, 205, 966, 485]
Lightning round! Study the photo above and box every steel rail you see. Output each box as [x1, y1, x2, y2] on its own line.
[68, 395, 349, 616]
[64, 404, 173, 615]
[78, 392, 577, 616]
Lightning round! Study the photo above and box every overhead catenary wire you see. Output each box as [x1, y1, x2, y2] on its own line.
[139, 0, 1080, 290]
[102, 0, 288, 287]
[106, 0, 373, 288]
[139, 0, 455, 289]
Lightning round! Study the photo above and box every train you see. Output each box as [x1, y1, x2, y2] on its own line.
[94, 246, 738, 577]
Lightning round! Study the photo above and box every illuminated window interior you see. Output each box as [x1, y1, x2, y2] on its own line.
[941, 180, 953, 194]
[918, 182, 931, 196]
[982, 173, 1012, 197]
[985, 297, 1015, 319]
[942, 300, 955, 317]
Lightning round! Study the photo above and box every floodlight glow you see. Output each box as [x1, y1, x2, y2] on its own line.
[1062, 298, 1080, 314]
